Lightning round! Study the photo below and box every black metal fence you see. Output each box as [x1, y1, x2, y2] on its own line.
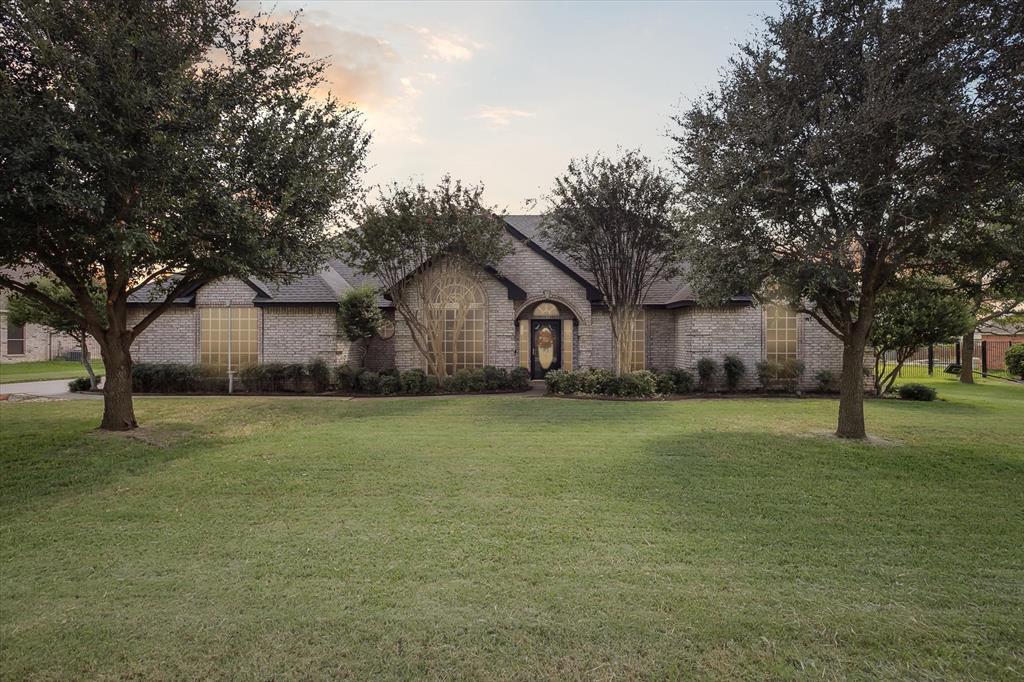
[879, 338, 1019, 380]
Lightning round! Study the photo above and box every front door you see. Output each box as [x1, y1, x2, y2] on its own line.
[531, 319, 562, 379]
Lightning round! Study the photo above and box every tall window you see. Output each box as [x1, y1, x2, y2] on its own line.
[199, 307, 259, 373]
[429, 281, 484, 374]
[627, 310, 646, 371]
[6, 320, 25, 355]
[765, 305, 798, 363]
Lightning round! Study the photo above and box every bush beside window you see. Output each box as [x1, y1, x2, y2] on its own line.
[696, 358, 717, 391]
[722, 355, 746, 391]
[756, 359, 806, 392]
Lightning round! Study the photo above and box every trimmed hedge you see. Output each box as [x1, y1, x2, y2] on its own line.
[132, 363, 202, 393]
[68, 376, 98, 392]
[335, 365, 529, 395]
[898, 383, 937, 401]
[546, 368, 660, 398]
[696, 357, 717, 391]
[756, 359, 806, 392]
[722, 355, 746, 391]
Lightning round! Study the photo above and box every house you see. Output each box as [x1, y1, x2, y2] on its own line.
[0, 268, 97, 364]
[126, 215, 854, 389]
[978, 320, 1023, 372]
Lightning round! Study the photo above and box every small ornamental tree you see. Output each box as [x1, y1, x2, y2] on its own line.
[341, 177, 512, 380]
[671, 0, 1021, 438]
[541, 150, 680, 375]
[0, 2, 368, 429]
[338, 286, 383, 367]
[7, 278, 106, 389]
[869, 280, 973, 395]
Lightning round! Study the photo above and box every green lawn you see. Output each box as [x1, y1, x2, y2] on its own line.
[2, 379, 1022, 679]
[0, 359, 103, 384]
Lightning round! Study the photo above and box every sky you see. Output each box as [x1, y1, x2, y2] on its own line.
[241, 0, 777, 212]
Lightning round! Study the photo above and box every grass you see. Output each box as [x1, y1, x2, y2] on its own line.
[1, 378, 1022, 680]
[0, 359, 104, 384]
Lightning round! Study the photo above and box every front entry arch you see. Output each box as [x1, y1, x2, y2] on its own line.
[518, 300, 575, 378]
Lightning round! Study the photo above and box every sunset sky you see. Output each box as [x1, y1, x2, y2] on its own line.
[241, 1, 777, 211]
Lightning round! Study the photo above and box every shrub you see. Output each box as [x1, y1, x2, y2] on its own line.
[722, 355, 745, 391]
[580, 367, 615, 394]
[756, 359, 805, 392]
[612, 370, 657, 397]
[378, 374, 399, 395]
[357, 370, 381, 394]
[444, 368, 485, 393]
[814, 369, 839, 393]
[399, 368, 431, 394]
[1006, 344, 1024, 379]
[334, 364, 358, 392]
[132, 363, 201, 393]
[508, 367, 531, 391]
[308, 359, 331, 392]
[283, 363, 308, 392]
[696, 357, 717, 391]
[482, 365, 509, 390]
[424, 375, 440, 393]
[544, 369, 568, 394]
[898, 383, 937, 401]
[669, 368, 695, 393]
[68, 376, 93, 392]
[654, 370, 676, 395]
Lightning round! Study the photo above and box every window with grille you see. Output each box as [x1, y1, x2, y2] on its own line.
[627, 310, 646, 371]
[428, 281, 485, 374]
[765, 305, 798, 363]
[199, 307, 259, 373]
[6, 320, 25, 355]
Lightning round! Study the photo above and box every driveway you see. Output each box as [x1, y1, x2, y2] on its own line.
[0, 379, 101, 399]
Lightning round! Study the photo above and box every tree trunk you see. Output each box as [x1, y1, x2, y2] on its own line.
[79, 332, 98, 390]
[99, 340, 137, 431]
[836, 332, 868, 439]
[959, 332, 974, 384]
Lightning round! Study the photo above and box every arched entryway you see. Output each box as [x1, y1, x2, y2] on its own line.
[516, 300, 577, 379]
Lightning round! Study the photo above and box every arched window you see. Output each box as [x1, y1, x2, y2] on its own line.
[429, 281, 485, 374]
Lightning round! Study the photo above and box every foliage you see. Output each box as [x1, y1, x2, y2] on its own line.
[815, 370, 839, 394]
[132, 364, 202, 393]
[654, 371, 677, 395]
[696, 358, 717, 392]
[870, 280, 974, 394]
[547, 368, 657, 398]
[238, 363, 313, 393]
[341, 176, 511, 379]
[308, 359, 331, 393]
[378, 374, 399, 396]
[444, 369, 486, 393]
[722, 355, 746, 391]
[614, 370, 657, 397]
[337, 287, 383, 367]
[508, 368, 532, 391]
[580, 368, 616, 395]
[756, 359, 806, 393]
[0, 1, 369, 429]
[334, 365, 365, 392]
[898, 384, 938, 401]
[1005, 345, 1024, 380]
[357, 371, 382, 394]
[671, 0, 1021, 437]
[541, 150, 680, 375]
[399, 369, 431, 395]
[482, 366, 510, 390]
[67, 376, 96, 392]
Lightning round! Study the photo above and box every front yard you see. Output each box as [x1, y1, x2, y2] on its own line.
[1, 379, 1021, 679]
[0, 359, 104, 384]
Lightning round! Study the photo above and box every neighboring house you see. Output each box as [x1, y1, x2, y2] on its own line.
[0, 269, 98, 364]
[127, 216, 856, 389]
[978, 320, 1023, 371]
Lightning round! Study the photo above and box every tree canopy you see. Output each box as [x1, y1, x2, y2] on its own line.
[671, 0, 1022, 437]
[541, 149, 680, 374]
[0, 0, 369, 428]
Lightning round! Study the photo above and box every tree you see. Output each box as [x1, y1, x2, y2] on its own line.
[671, 0, 1021, 438]
[337, 286, 382, 367]
[541, 150, 680, 375]
[341, 177, 512, 380]
[0, 1, 369, 429]
[931, 198, 1024, 384]
[869, 280, 973, 395]
[7, 277, 107, 389]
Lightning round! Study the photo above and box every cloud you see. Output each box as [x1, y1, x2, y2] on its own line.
[471, 106, 536, 129]
[415, 27, 481, 62]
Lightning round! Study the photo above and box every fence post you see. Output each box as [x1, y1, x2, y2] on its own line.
[927, 345, 934, 375]
[981, 340, 988, 377]
[955, 341, 961, 367]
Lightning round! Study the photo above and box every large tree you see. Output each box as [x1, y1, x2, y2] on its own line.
[341, 177, 511, 380]
[7, 277, 106, 389]
[671, 0, 1022, 438]
[0, 0, 368, 429]
[541, 150, 680, 375]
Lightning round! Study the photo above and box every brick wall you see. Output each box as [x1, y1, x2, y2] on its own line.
[1, 292, 101, 363]
[262, 305, 337, 364]
[128, 306, 198, 363]
[674, 305, 763, 389]
[195, 279, 257, 306]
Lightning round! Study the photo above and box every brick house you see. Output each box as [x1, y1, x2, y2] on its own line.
[0, 268, 99, 365]
[125, 215, 853, 389]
